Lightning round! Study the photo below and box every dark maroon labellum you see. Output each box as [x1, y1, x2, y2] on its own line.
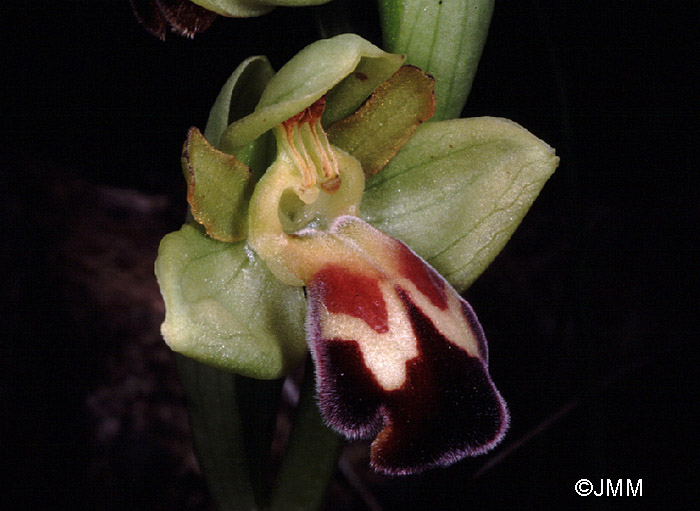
[305, 220, 509, 475]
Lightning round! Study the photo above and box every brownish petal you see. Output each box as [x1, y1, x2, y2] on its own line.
[326, 65, 435, 177]
[156, 0, 217, 38]
[183, 127, 252, 242]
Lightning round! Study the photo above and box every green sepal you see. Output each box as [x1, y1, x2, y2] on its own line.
[362, 117, 559, 292]
[183, 127, 252, 242]
[190, 0, 330, 18]
[220, 34, 404, 153]
[378, 0, 494, 121]
[204, 56, 276, 175]
[327, 65, 435, 177]
[155, 222, 307, 379]
[205, 56, 275, 150]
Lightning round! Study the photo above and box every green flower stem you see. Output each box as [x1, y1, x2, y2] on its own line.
[175, 354, 256, 510]
[270, 359, 343, 511]
[176, 354, 283, 511]
[236, 376, 285, 508]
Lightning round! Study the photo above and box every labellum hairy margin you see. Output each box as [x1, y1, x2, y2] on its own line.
[306, 216, 509, 475]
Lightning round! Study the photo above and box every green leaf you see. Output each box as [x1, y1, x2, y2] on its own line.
[362, 117, 559, 292]
[190, 0, 331, 18]
[183, 127, 252, 242]
[327, 65, 435, 177]
[220, 34, 404, 153]
[155, 223, 307, 379]
[378, 0, 494, 121]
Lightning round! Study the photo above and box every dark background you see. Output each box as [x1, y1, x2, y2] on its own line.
[2, 1, 698, 509]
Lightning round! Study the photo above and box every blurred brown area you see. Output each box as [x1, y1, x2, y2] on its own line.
[0, 164, 209, 510]
[2, 1, 698, 510]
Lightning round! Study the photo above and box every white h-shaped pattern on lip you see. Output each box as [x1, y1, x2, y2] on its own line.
[319, 279, 417, 391]
[318, 268, 482, 391]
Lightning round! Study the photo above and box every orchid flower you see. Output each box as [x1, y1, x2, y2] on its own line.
[155, 34, 558, 475]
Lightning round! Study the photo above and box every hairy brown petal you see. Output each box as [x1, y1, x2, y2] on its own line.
[156, 0, 217, 38]
[327, 66, 435, 177]
[130, 0, 216, 40]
